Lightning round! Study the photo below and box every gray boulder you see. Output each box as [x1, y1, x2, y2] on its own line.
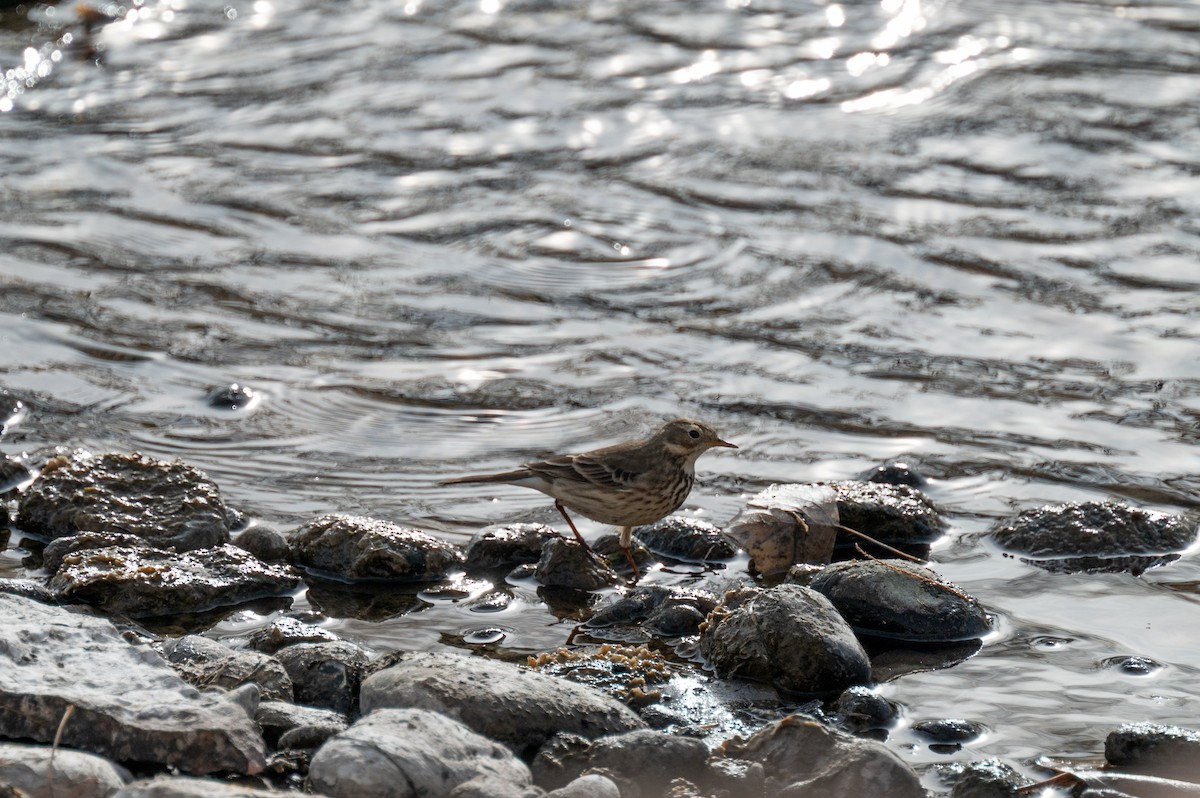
[161, 635, 292, 702]
[17, 452, 232, 551]
[0, 593, 265, 774]
[699, 585, 871, 694]
[115, 775, 330, 797]
[308, 708, 534, 798]
[275, 640, 373, 714]
[360, 651, 644, 756]
[0, 742, 128, 798]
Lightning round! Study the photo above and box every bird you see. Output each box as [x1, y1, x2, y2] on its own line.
[442, 418, 737, 579]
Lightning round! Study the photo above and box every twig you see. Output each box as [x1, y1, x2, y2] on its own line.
[835, 524, 924, 563]
[853, 543, 973, 602]
[49, 704, 75, 798]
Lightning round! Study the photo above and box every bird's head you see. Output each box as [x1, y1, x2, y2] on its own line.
[657, 418, 737, 463]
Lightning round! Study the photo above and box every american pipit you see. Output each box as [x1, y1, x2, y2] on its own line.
[442, 418, 737, 578]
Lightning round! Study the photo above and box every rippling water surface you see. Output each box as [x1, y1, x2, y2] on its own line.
[3, 0, 1200, 787]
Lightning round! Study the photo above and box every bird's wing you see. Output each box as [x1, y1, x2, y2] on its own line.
[523, 452, 644, 491]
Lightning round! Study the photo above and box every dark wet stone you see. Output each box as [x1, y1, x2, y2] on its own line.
[591, 533, 655, 575]
[863, 462, 928, 487]
[464, 589, 512, 613]
[535, 537, 620, 590]
[49, 543, 301, 618]
[206, 383, 258, 410]
[309, 708, 534, 798]
[360, 650, 644, 758]
[290, 514, 464, 582]
[0, 593, 265, 775]
[632, 515, 738, 561]
[942, 759, 1029, 797]
[809, 559, 991, 642]
[42, 530, 145, 573]
[246, 616, 339, 654]
[1105, 722, 1200, 780]
[0, 505, 6, 527]
[726, 484, 840, 577]
[0, 578, 59, 604]
[532, 732, 592, 791]
[256, 700, 348, 749]
[723, 715, 924, 797]
[1103, 655, 1162, 676]
[161, 635, 293, 702]
[587, 585, 718, 637]
[0, 455, 31, 492]
[699, 585, 871, 695]
[463, 522, 550, 572]
[17, 452, 232, 551]
[834, 686, 901, 733]
[832, 480, 947, 548]
[233, 525, 290, 563]
[989, 501, 1197, 574]
[275, 640, 372, 715]
[585, 729, 710, 796]
[0, 742, 128, 797]
[870, 638, 984, 683]
[912, 718, 983, 744]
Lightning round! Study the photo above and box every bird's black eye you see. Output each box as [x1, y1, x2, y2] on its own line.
[689, 429, 700, 439]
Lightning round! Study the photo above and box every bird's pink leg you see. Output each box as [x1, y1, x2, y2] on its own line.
[554, 501, 609, 570]
[619, 526, 641, 580]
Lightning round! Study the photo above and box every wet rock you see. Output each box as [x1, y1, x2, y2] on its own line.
[0, 577, 59, 604]
[587, 585, 718, 637]
[0, 592, 265, 774]
[0, 454, 31, 492]
[1105, 722, 1200, 781]
[990, 501, 1197, 574]
[831, 480, 946, 551]
[833, 686, 901, 734]
[16, 452, 232, 551]
[699, 585, 871, 695]
[275, 641, 372, 715]
[722, 714, 924, 797]
[809, 559, 991, 641]
[233, 525, 290, 563]
[0, 741, 129, 797]
[546, 774, 621, 798]
[360, 650, 644, 757]
[308, 708, 534, 798]
[863, 462, 928, 487]
[256, 700, 348, 749]
[726, 484, 840, 577]
[591, 533, 656, 575]
[116, 775, 327, 797]
[586, 729, 710, 796]
[531, 732, 591, 791]
[535, 537, 619, 590]
[943, 759, 1030, 797]
[161, 635, 293, 702]
[246, 616, 339, 654]
[463, 522, 550, 572]
[632, 515, 738, 561]
[291, 514, 464, 582]
[913, 717, 984, 744]
[50, 544, 301, 618]
[206, 383, 257, 410]
[42, 531, 145, 573]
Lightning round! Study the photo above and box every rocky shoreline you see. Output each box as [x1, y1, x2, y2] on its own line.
[0, 448, 1198, 797]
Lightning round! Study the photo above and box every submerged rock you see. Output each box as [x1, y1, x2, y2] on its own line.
[49, 543, 301, 618]
[360, 650, 644, 757]
[463, 522, 550, 572]
[633, 515, 738, 562]
[0, 593, 266, 774]
[535, 537, 620, 590]
[308, 708, 534, 798]
[275, 640, 373, 715]
[17, 452, 232, 551]
[699, 585, 871, 695]
[722, 714, 925, 797]
[1105, 722, 1200, 781]
[809, 559, 991, 642]
[290, 514, 464, 582]
[161, 635, 293, 702]
[989, 501, 1197, 574]
[942, 759, 1031, 797]
[587, 585, 718, 637]
[832, 480, 947, 549]
[0, 742, 129, 797]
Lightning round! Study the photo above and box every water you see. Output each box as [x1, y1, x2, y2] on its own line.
[3, 0, 1200, 788]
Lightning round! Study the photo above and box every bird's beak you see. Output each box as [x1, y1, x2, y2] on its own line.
[713, 438, 738, 449]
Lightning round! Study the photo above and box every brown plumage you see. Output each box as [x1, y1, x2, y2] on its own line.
[443, 418, 737, 578]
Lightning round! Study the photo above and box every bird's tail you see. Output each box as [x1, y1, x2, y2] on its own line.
[439, 469, 528, 486]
